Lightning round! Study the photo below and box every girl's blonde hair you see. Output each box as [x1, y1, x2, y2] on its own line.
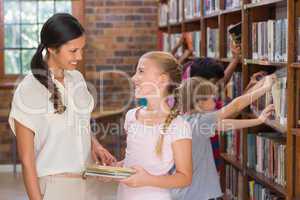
[141, 51, 182, 156]
[179, 77, 218, 113]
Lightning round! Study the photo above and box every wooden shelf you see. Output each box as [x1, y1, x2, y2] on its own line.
[157, 0, 298, 198]
[203, 12, 219, 19]
[244, 59, 287, 67]
[91, 109, 124, 119]
[221, 153, 243, 171]
[291, 63, 300, 69]
[169, 22, 182, 27]
[158, 25, 168, 30]
[292, 128, 300, 136]
[244, 0, 285, 10]
[247, 168, 286, 196]
[220, 7, 242, 15]
[183, 17, 202, 24]
[249, 109, 287, 134]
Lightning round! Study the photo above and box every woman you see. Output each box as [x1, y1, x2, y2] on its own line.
[9, 13, 115, 200]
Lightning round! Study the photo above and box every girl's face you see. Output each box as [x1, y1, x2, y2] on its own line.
[132, 58, 168, 99]
[48, 35, 86, 70]
[196, 96, 216, 112]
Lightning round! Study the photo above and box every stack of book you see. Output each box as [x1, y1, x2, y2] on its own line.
[251, 69, 287, 127]
[225, 129, 243, 161]
[184, 0, 201, 20]
[225, 0, 241, 10]
[203, 0, 220, 16]
[247, 133, 286, 187]
[158, 3, 168, 26]
[225, 165, 244, 200]
[207, 27, 219, 58]
[84, 165, 135, 179]
[252, 19, 287, 62]
[192, 31, 201, 56]
[248, 181, 285, 200]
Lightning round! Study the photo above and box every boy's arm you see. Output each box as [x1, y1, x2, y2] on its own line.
[217, 104, 274, 131]
[217, 75, 275, 120]
[223, 42, 241, 85]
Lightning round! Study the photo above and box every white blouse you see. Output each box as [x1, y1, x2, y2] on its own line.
[9, 70, 95, 177]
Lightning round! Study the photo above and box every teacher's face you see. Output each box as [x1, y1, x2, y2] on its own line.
[48, 35, 86, 70]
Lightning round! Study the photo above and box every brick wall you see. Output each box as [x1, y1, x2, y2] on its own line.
[0, 0, 158, 164]
[84, 0, 158, 111]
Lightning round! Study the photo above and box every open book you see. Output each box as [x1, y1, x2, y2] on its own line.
[83, 164, 135, 179]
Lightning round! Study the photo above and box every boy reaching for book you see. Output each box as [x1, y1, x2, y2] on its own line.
[170, 75, 275, 200]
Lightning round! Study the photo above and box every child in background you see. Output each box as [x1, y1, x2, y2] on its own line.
[116, 51, 193, 200]
[170, 76, 275, 200]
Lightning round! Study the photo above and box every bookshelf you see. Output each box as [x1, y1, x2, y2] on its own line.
[157, 0, 300, 199]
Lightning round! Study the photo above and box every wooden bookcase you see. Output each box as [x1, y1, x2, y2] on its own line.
[157, 0, 300, 199]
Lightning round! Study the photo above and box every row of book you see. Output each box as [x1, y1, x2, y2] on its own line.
[226, 71, 243, 100]
[251, 69, 287, 127]
[247, 132, 286, 187]
[203, 0, 220, 15]
[225, 164, 243, 200]
[184, 0, 201, 20]
[225, 0, 240, 10]
[224, 129, 243, 162]
[207, 27, 219, 58]
[252, 19, 287, 62]
[161, 32, 201, 57]
[158, 3, 168, 26]
[169, 0, 183, 24]
[249, 181, 284, 200]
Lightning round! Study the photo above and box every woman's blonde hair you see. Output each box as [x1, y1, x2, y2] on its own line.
[179, 77, 218, 113]
[141, 51, 182, 156]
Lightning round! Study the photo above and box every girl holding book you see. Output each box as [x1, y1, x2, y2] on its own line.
[9, 13, 115, 200]
[116, 51, 193, 200]
[170, 76, 275, 200]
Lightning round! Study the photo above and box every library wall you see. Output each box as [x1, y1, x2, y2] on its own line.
[0, 0, 159, 164]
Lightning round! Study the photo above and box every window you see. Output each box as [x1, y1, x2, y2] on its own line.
[2, 0, 72, 75]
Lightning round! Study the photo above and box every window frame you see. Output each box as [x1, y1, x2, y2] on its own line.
[0, 0, 86, 82]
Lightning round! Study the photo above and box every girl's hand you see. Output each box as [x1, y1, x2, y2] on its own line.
[119, 166, 152, 188]
[230, 40, 241, 59]
[258, 104, 275, 123]
[263, 74, 277, 90]
[111, 161, 124, 167]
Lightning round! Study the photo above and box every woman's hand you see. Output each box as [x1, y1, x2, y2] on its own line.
[91, 142, 116, 165]
[258, 104, 275, 123]
[119, 166, 152, 188]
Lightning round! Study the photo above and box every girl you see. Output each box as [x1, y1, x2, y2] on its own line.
[116, 51, 193, 200]
[171, 76, 275, 200]
[8, 13, 115, 200]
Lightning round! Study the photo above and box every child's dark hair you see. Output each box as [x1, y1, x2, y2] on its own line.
[31, 13, 85, 114]
[190, 58, 225, 82]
